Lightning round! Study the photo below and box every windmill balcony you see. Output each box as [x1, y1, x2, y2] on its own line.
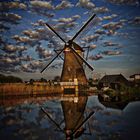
[60, 78, 79, 95]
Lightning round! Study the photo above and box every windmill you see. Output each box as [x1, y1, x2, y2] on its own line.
[41, 14, 96, 86]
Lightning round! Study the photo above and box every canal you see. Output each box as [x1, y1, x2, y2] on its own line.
[0, 95, 140, 140]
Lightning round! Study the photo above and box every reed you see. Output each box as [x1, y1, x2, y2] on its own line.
[0, 83, 62, 96]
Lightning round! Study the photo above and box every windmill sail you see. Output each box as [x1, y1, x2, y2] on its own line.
[41, 13, 97, 85]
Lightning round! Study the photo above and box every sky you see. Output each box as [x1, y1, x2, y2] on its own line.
[0, 0, 140, 80]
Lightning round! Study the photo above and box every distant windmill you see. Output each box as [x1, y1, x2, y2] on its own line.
[41, 14, 96, 85]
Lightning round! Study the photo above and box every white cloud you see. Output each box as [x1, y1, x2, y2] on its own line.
[53, 15, 81, 23]
[93, 7, 109, 14]
[55, 0, 74, 10]
[102, 21, 124, 35]
[30, 0, 54, 10]
[89, 54, 103, 60]
[3, 45, 18, 53]
[35, 46, 53, 59]
[104, 41, 118, 47]
[0, 13, 22, 24]
[22, 30, 39, 39]
[1, 56, 20, 65]
[0, 2, 27, 10]
[102, 50, 122, 55]
[82, 34, 100, 43]
[89, 44, 97, 49]
[95, 29, 106, 35]
[103, 14, 118, 20]
[76, 0, 95, 9]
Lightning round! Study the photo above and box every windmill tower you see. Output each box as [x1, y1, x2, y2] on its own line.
[61, 42, 87, 84]
[41, 14, 96, 91]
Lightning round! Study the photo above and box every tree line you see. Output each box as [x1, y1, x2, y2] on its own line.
[0, 74, 23, 83]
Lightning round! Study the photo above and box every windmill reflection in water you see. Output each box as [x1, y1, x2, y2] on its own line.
[41, 95, 95, 140]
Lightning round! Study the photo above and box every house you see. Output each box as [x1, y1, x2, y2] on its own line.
[98, 74, 128, 90]
[129, 74, 140, 87]
[130, 74, 140, 81]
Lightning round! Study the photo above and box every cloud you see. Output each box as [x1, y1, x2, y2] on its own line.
[39, 12, 55, 18]
[0, 13, 22, 24]
[54, 22, 78, 33]
[21, 26, 58, 42]
[20, 63, 34, 73]
[102, 50, 122, 55]
[20, 55, 32, 62]
[13, 26, 64, 50]
[0, 55, 20, 66]
[29, 60, 44, 70]
[88, 54, 103, 60]
[31, 19, 46, 26]
[55, 0, 74, 10]
[103, 41, 118, 47]
[30, 0, 54, 10]
[82, 34, 100, 43]
[18, 46, 27, 52]
[2, 45, 18, 53]
[22, 30, 40, 39]
[12, 35, 40, 47]
[102, 21, 124, 35]
[102, 22, 123, 30]
[0, 2, 27, 11]
[76, 0, 95, 9]
[52, 15, 80, 33]
[35, 46, 53, 59]
[31, 9, 55, 18]
[17, 46, 28, 56]
[20, 60, 44, 72]
[103, 14, 118, 20]
[53, 15, 81, 23]
[12, 35, 30, 43]
[116, 32, 129, 39]
[95, 29, 106, 35]
[130, 17, 140, 25]
[51, 15, 81, 33]
[88, 44, 97, 49]
[107, 0, 139, 5]
[93, 7, 109, 14]
[49, 62, 63, 69]
[48, 39, 64, 49]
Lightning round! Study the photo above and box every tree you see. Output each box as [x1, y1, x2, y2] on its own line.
[40, 78, 47, 82]
[29, 79, 34, 84]
[0, 74, 23, 83]
[54, 76, 60, 82]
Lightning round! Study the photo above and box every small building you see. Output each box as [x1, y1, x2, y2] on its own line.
[98, 74, 128, 90]
[130, 74, 140, 81]
[129, 74, 140, 87]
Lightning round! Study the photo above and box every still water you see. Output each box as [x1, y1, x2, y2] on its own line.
[0, 95, 140, 140]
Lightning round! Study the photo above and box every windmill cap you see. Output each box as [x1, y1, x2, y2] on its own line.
[66, 41, 84, 52]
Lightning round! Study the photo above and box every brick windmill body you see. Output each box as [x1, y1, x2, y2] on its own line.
[41, 14, 96, 93]
[61, 42, 87, 84]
